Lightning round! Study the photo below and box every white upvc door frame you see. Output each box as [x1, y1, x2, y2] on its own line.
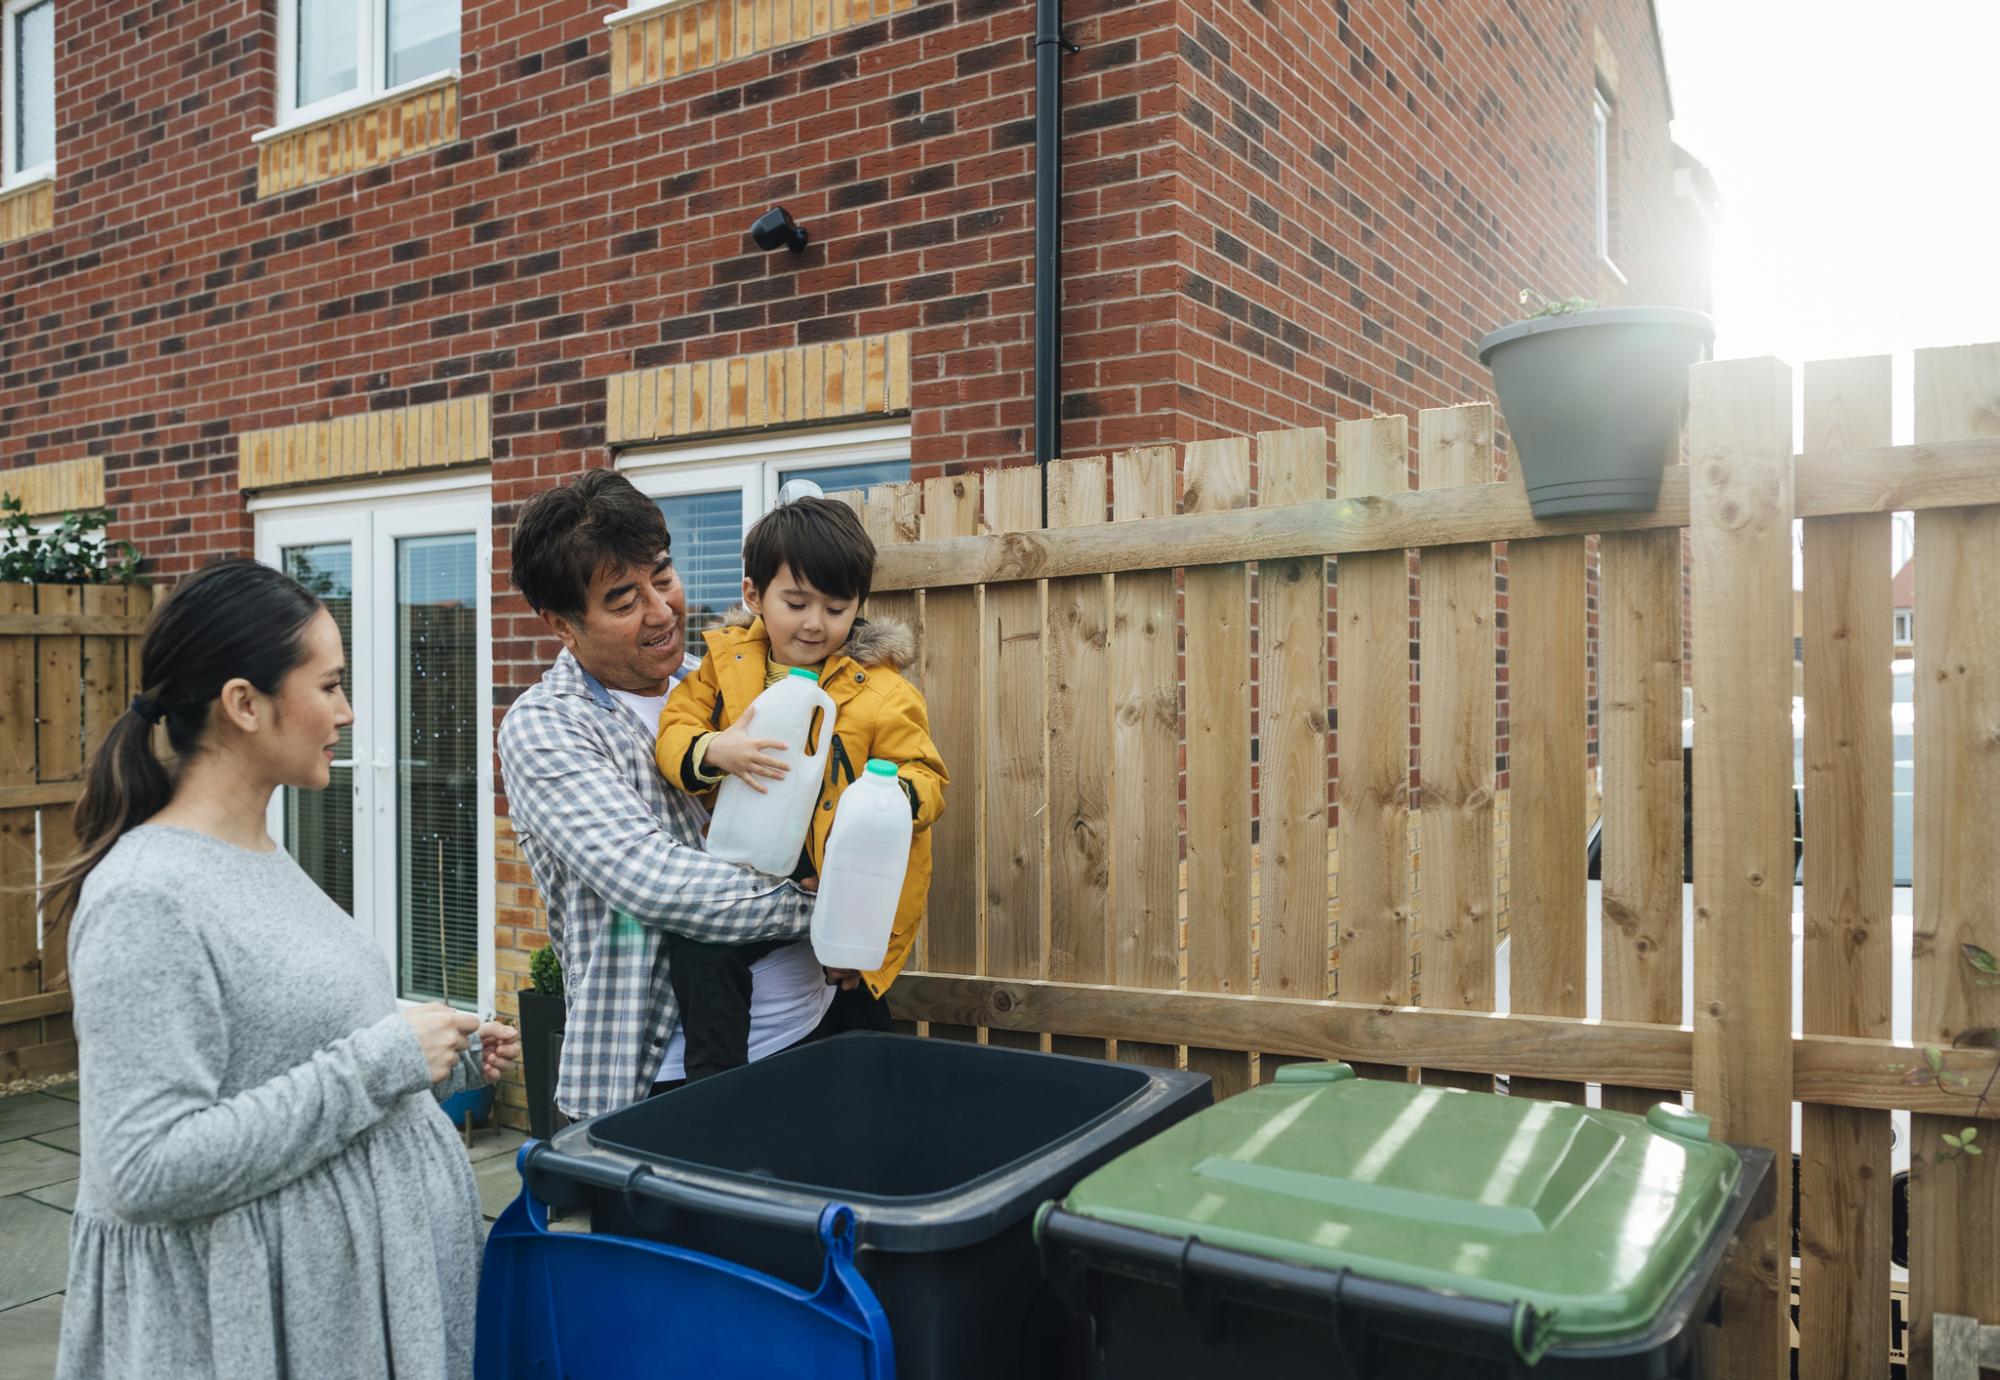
[254, 484, 495, 1014]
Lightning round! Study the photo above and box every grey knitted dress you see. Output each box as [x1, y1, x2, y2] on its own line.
[55, 825, 486, 1379]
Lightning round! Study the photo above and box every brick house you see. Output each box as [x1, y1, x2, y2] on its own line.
[0, 0, 1711, 1127]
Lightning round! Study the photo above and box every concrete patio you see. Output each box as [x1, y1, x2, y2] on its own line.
[0, 1081, 528, 1380]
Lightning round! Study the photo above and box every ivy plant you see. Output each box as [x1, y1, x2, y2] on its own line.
[0, 495, 143, 585]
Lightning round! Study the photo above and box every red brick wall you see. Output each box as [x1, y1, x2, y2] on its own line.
[2, 0, 1703, 1120]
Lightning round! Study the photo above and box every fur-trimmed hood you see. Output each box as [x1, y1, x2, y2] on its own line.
[716, 606, 915, 671]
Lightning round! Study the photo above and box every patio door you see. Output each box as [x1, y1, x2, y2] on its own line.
[255, 486, 494, 1012]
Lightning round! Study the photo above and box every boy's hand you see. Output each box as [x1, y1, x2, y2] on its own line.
[824, 967, 862, 991]
[705, 704, 791, 793]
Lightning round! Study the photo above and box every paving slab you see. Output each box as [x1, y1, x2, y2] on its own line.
[466, 1126, 527, 1166]
[0, 1094, 79, 1143]
[0, 1140, 80, 1199]
[30, 1124, 81, 1155]
[0, 1293, 65, 1380]
[24, 1178, 78, 1213]
[474, 1152, 525, 1222]
[0, 1197, 71, 1311]
[40, 1081, 80, 1103]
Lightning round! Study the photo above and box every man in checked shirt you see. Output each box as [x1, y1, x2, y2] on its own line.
[499, 470, 852, 1123]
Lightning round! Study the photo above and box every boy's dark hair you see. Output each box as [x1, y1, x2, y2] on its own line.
[510, 469, 671, 622]
[742, 496, 876, 604]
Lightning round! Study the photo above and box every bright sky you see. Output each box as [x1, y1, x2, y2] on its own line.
[1655, 0, 2000, 572]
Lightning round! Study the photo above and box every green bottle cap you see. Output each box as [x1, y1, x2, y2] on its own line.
[865, 759, 898, 777]
[788, 666, 819, 680]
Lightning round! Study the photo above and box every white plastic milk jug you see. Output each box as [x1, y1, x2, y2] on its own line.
[706, 667, 837, 876]
[810, 759, 914, 970]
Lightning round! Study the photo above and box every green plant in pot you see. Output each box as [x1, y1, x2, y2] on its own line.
[1478, 290, 1714, 518]
[519, 944, 567, 1141]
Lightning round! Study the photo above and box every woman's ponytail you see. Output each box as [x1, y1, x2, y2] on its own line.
[40, 559, 323, 925]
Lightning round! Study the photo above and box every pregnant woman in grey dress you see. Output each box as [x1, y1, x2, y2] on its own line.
[43, 558, 520, 1379]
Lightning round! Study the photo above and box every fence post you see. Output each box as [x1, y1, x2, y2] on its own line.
[1331, 416, 1413, 1080]
[1907, 342, 2000, 1380]
[1690, 354, 1796, 1380]
[1797, 355, 1895, 1379]
[1415, 403, 1498, 1092]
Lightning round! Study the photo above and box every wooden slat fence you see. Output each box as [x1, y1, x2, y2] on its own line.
[842, 342, 2000, 1380]
[0, 582, 158, 1088]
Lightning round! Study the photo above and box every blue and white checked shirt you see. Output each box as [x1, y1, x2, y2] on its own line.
[497, 649, 812, 1119]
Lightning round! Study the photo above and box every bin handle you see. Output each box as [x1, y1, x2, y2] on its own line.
[1038, 1206, 1555, 1368]
[515, 1143, 828, 1238]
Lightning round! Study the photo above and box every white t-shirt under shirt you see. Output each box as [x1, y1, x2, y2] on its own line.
[606, 671, 836, 1082]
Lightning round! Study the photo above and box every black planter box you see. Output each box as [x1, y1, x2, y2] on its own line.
[516, 987, 566, 1140]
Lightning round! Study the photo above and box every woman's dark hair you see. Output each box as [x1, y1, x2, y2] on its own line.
[42, 558, 325, 925]
[742, 496, 875, 604]
[510, 469, 671, 622]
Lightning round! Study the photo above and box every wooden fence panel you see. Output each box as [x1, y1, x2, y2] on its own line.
[1415, 403, 1497, 1093]
[1255, 427, 1332, 1083]
[1798, 355, 1895, 1379]
[1182, 438, 1254, 1098]
[37, 586, 84, 783]
[920, 476, 983, 1043]
[1332, 415, 1413, 1080]
[851, 482, 924, 1032]
[1690, 355, 1796, 1380]
[0, 581, 151, 1086]
[0, 584, 36, 1078]
[1597, 515, 1686, 1114]
[1505, 518, 1588, 1106]
[981, 467, 1047, 1053]
[1109, 447, 1180, 1069]
[1908, 342, 2000, 1380]
[1046, 458, 1112, 1061]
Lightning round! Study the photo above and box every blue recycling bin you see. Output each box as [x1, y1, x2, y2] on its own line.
[476, 1152, 893, 1379]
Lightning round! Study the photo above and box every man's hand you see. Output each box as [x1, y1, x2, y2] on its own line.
[704, 704, 790, 793]
[824, 967, 862, 992]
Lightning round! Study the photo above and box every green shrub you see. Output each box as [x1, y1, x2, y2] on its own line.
[0, 497, 143, 585]
[529, 943, 563, 997]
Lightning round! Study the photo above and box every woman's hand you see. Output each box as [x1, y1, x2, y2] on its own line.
[705, 704, 790, 793]
[476, 1020, 522, 1082]
[399, 1003, 482, 1084]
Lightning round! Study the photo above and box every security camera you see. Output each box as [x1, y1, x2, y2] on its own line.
[751, 206, 808, 253]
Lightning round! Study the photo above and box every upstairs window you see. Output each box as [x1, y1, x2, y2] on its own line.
[3, 0, 55, 186]
[282, 0, 458, 124]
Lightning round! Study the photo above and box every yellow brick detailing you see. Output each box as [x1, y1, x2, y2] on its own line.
[0, 178, 53, 246]
[608, 0, 918, 94]
[256, 76, 459, 198]
[0, 457, 105, 516]
[606, 333, 911, 445]
[238, 397, 492, 491]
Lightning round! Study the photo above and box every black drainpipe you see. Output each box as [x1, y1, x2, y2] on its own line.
[1033, 0, 1072, 524]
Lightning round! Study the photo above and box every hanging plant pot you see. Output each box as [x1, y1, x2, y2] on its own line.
[1478, 307, 1714, 518]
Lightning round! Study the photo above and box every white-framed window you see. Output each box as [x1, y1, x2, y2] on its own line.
[277, 0, 459, 129]
[618, 422, 912, 636]
[1592, 87, 1618, 274]
[253, 472, 495, 1014]
[1893, 610, 1912, 643]
[2, 0, 55, 188]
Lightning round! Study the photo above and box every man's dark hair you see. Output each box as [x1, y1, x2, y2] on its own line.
[510, 469, 671, 622]
[742, 497, 875, 604]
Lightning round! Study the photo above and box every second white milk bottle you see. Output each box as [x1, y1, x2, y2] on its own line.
[705, 667, 837, 875]
[810, 759, 914, 970]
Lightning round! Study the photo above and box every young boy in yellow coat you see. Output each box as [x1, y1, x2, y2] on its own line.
[655, 496, 947, 1080]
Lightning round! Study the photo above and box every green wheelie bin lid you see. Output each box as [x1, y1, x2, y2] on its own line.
[1053, 1062, 1743, 1353]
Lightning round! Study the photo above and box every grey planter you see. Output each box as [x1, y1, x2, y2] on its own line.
[1478, 306, 1713, 518]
